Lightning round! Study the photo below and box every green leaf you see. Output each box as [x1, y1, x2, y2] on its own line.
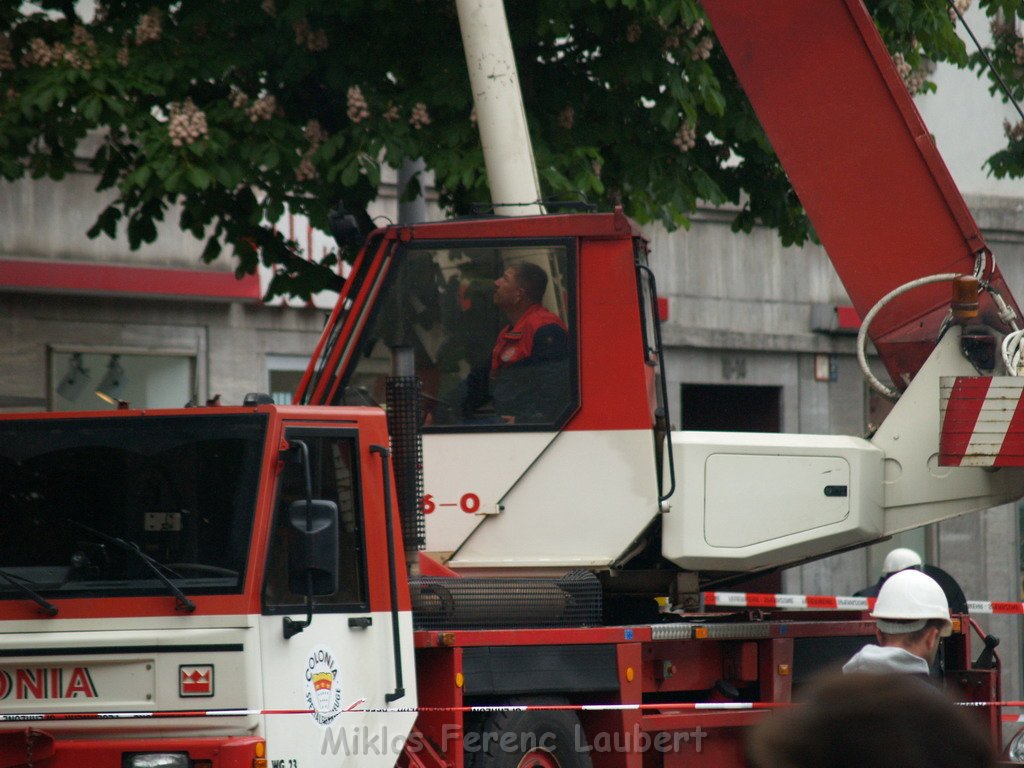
[659, 2, 679, 26]
[264, 146, 280, 170]
[186, 167, 212, 190]
[212, 164, 236, 187]
[165, 169, 183, 193]
[201, 236, 223, 263]
[82, 96, 103, 123]
[704, 87, 726, 116]
[659, 106, 678, 131]
[266, 197, 285, 222]
[319, 137, 341, 161]
[87, 206, 122, 239]
[340, 159, 359, 187]
[153, 157, 176, 180]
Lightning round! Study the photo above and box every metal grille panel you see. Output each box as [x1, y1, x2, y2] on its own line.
[411, 570, 602, 630]
[654, 622, 772, 640]
[385, 375, 426, 550]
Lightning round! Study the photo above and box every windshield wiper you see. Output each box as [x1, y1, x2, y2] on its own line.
[68, 521, 196, 613]
[0, 567, 58, 616]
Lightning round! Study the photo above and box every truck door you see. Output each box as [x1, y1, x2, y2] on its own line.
[257, 427, 416, 768]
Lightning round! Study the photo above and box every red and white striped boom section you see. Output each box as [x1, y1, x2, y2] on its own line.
[940, 376, 1024, 467]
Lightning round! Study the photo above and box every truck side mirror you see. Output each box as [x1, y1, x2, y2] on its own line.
[287, 499, 340, 596]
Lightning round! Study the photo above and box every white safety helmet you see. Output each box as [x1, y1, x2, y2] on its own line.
[871, 569, 952, 637]
[881, 547, 922, 577]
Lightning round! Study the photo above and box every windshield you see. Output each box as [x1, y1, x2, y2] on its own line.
[0, 414, 265, 601]
[345, 242, 576, 429]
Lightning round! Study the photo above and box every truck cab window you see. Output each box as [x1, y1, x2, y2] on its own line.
[345, 243, 576, 430]
[0, 415, 263, 601]
[263, 432, 367, 612]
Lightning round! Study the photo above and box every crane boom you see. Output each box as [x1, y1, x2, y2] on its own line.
[702, 0, 1021, 390]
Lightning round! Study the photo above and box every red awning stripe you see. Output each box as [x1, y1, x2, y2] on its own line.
[0, 257, 260, 301]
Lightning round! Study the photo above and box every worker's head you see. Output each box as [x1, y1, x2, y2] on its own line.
[871, 569, 952, 663]
[494, 261, 548, 311]
[747, 673, 995, 768]
[881, 547, 922, 577]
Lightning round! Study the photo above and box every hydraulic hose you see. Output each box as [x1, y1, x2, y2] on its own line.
[857, 273, 966, 400]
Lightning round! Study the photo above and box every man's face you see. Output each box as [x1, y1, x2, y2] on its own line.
[493, 268, 522, 311]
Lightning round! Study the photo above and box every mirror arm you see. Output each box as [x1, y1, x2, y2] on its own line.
[283, 573, 315, 639]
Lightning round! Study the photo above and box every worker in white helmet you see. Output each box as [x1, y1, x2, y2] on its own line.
[853, 546, 923, 597]
[843, 569, 953, 676]
[881, 547, 923, 575]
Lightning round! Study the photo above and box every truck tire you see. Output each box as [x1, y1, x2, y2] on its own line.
[468, 699, 593, 768]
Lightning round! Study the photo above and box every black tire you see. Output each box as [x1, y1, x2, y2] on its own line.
[467, 699, 593, 768]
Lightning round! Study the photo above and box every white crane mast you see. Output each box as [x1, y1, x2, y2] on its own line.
[455, 0, 544, 216]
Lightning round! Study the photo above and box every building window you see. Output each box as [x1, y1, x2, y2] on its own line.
[50, 350, 195, 411]
[680, 383, 782, 432]
[266, 354, 310, 405]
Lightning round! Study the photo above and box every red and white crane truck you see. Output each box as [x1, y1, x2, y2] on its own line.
[3, 0, 1024, 766]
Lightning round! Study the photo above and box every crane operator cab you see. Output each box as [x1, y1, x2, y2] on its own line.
[296, 212, 677, 575]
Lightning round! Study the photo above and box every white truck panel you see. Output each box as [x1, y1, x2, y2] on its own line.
[0, 620, 260, 738]
[422, 430, 561, 558]
[664, 432, 885, 571]
[703, 453, 852, 547]
[434, 429, 661, 570]
[258, 610, 417, 768]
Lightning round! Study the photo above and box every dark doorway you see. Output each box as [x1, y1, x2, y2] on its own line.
[680, 384, 782, 432]
[680, 383, 784, 593]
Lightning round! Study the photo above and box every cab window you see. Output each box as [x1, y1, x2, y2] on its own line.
[262, 431, 367, 613]
[345, 242, 576, 430]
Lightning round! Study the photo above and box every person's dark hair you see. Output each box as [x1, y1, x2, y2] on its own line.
[747, 673, 995, 768]
[509, 262, 549, 304]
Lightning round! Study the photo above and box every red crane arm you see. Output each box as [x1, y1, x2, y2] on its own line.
[702, 0, 1019, 388]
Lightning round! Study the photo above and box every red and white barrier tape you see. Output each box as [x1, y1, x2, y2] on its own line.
[703, 591, 1024, 615]
[0, 702, 780, 723]
[703, 592, 875, 611]
[6, 700, 1024, 723]
[966, 601, 1024, 615]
